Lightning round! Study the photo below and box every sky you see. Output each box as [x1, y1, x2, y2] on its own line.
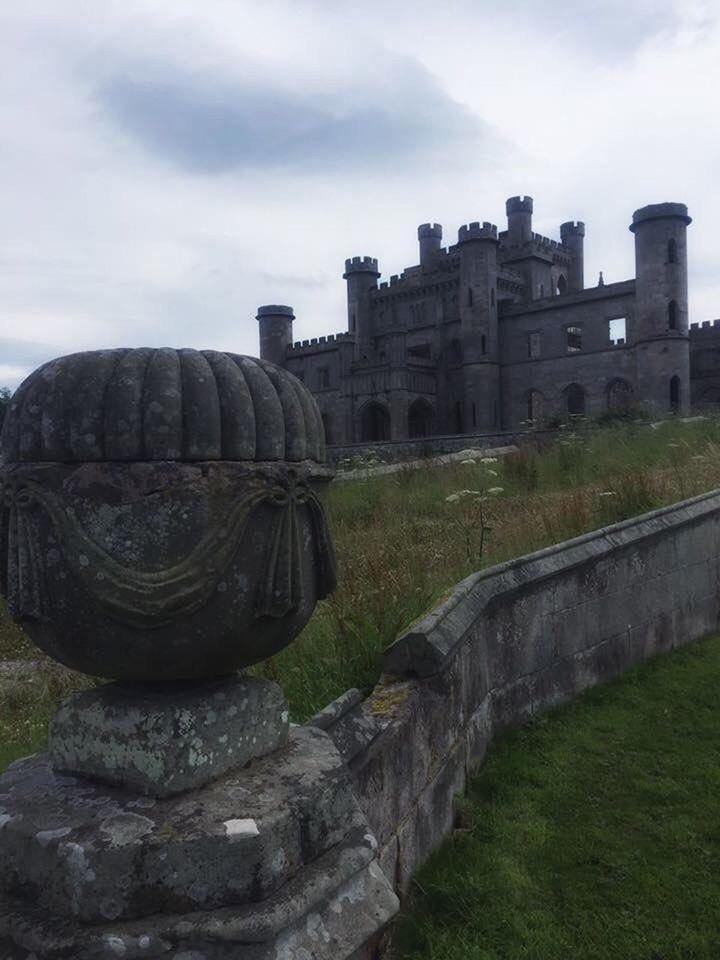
[1, 0, 719, 390]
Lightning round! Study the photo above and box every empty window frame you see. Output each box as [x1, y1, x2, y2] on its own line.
[566, 325, 582, 352]
[668, 238, 677, 264]
[608, 317, 627, 345]
[527, 331, 541, 358]
[318, 367, 330, 389]
[668, 300, 678, 330]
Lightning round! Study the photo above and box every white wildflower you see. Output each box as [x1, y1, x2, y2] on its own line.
[488, 487, 504, 495]
[598, 491, 617, 497]
[480, 457, 498, 464]
[460, 459, 477, 466]
[484, 468, 498, 476]
[445, 493, 460, 503]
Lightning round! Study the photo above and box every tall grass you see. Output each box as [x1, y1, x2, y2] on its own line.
[255, 417, 720, 719]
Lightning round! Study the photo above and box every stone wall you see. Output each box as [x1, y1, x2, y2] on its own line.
[327, 426, 554, 465]
[309, 489, 720, 912]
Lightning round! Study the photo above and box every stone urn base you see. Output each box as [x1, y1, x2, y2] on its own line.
[0, 726, 398, 960]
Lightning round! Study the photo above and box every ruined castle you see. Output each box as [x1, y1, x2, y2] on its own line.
[256, 197, 719, 444]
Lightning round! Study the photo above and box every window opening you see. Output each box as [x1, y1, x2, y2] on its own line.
[608, 317, 626, 345]
[566, 326, 582, 352]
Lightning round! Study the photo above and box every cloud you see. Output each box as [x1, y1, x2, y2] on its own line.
[0, 0, 718, 394]
[98, 58, 487, 175]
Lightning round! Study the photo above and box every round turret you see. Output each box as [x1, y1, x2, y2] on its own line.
[629, 202, 692, 414]
[257, 304, 295, 366]
[560, 221, 586, 292]
[418, 223, 443, 265]
[506, 196, 533, 245]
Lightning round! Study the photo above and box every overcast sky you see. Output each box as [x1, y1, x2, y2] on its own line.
[1, 0, 719, 389]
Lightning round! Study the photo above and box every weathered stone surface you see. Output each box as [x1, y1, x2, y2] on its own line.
[0, 349, 337, 681]
[340, 488, 720, 901]
[0, 458, 335, 680]
[0, 349, 326, 464]
[48, 675, 289, 796]
[0, 843, 398, 960]
[308, 688, 384, 766]
[0, 726, 368, 925]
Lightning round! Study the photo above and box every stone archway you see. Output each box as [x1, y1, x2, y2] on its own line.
[408, 399, 435, 439]
[359, 401, 391, 442]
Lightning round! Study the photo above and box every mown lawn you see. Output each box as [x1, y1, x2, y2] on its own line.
[4, 417, 720, 767]
[394, 632, 720, 960]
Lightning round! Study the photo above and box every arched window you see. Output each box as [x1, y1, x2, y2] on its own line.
[668, 300, 678, 330]
[668, 238, 677, 264]
[481, 335, 486, 355]
[468, 288, 473, 307]
[556, 274, 568, 296]
[408, 399, 435, 439]
[453, 401, 464, 434]
[670, 376, 680, 413]
[360, 402, 391, 442]
[527, 390, 544, 423]
[321, 412, 333, 445]
[565, 383, 585, 416]
[491, 288, 496, 307]
[607, 378, 633, 410]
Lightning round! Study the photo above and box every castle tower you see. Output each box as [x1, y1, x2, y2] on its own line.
[343, 256, 380, 361]
[256, 304, 294, 366]
[560, 221, 585, 293]
[457, 221, 500, 431]
[506, 196, 533, 245]
[418, 223, 442, 267]
[629, 202, 692, 415]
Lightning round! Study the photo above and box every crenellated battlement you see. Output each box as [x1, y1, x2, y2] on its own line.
[531, 233, 561, 250]
[418, 222, 443, 239]
[288, 332, 352, 353]
[506, 195, 533, 214]
[458, 221, 498, 243]
[343, 256, 380, 276]
[690, 319, 720, 334]
[560, 221, 586, 239]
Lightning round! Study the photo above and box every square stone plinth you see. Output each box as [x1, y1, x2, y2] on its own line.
[48, 674, 289, 796]
[0, 726, 399, 960]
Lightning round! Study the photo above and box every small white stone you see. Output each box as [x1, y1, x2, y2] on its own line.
[223, 818, 259, 839]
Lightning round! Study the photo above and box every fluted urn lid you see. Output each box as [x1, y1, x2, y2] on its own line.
[1, 349, 326, 464]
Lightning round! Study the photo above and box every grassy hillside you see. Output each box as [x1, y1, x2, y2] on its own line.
[3, 417, 720, 765]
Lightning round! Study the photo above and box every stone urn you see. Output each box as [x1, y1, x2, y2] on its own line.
[0, 347, 336, 681]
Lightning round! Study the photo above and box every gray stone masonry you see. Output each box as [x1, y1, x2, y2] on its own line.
[0, 726, 399, 958]
[315, 489, 720, 920]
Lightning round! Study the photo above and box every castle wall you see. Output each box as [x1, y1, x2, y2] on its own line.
[499, 282, 636, 426]
[690, 321, 720, 408]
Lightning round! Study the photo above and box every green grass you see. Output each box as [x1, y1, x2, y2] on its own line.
[394, 633, 720, 960]
[4, 417, 720, 767]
